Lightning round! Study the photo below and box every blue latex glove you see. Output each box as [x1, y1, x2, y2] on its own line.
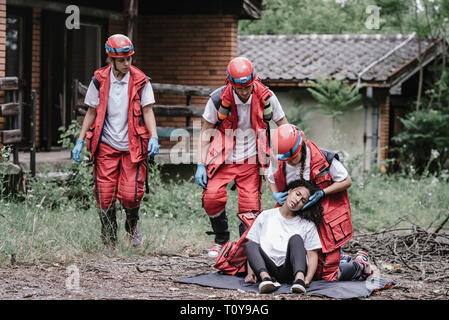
[72, 139, 84, 163]
[195, 164, 208, 189]
[147, 136, 159, 157]
[302, 189, 325, 210]
[272, 191, 288, 205]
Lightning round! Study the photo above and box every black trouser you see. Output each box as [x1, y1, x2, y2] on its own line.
[209, 211, 230, 244]
[245, 235, 366, 284]
[245, 234, 307, 284]
[209, 210, 248, 245]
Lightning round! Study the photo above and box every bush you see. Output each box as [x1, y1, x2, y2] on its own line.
[391, 109, 449, 175]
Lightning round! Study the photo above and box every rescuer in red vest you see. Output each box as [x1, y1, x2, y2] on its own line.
[195, 57, 289, 258]
[267, 124, 373, 281]
[72, 34, 159, 253]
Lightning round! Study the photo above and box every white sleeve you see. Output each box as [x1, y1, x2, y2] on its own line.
[269, 92, 285, 123]
[329, 158, 348, 182]
[84, 80, 100, 108]
[140, 82, 156, 106]
[304, 223, 322, 251]
[246, 214, 263, 244]
[202, 98, 218, 124]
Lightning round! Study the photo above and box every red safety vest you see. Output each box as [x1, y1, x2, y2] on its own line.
[205, 79, 272, 178]
[272, 139, 353, 253]
[85, 64, 151, 163]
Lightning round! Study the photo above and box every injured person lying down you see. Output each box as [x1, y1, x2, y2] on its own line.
[244, 179, 373, 294]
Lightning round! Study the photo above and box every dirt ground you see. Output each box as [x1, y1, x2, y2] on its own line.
[1, 250, 448, 301]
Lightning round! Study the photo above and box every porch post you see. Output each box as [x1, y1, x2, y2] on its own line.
[378, 93, 390, 163]
[125, 0, 138, 43]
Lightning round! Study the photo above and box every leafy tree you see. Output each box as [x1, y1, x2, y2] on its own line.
[239, 0, 372, 35]
[374, 0, 411, 33]
[391, 109, 449, 175]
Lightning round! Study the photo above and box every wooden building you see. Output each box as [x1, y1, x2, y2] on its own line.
[0, 0, 263, 152]
[239, 34, 446, 169]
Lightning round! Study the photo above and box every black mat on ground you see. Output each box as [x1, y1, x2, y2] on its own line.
[175, 272, 394, 299]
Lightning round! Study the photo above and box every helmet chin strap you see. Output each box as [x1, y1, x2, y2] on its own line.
[232, 85, 254, 103]
[112, 59, 126, 79]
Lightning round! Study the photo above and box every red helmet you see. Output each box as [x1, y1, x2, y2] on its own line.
[272, 124, 305, 161]
[226, 57, 256, 88]
[105, 34, 135, 58]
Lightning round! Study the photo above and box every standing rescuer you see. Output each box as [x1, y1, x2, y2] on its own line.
[72, 34, 159, 253]
[196, 57, 289, 258]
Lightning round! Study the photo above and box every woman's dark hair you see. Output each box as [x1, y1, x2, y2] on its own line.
[298, 141, 307, 179]
[285, 179, 323, 227]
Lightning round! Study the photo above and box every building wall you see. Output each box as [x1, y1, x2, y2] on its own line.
[0, 0, 6, 146]
[0, 5, 41, 149]
[31, 8, 41, 148]
[134, 14, 238, 150]
[136, 15, 237, 96]
[108, 17, 125, 38]
[378, 93, 390, 162]
[2, 9, 239, 154]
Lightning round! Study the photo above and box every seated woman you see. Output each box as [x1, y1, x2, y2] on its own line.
[244, 179, 373, 294]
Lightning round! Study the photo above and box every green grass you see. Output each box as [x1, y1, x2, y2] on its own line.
[349, 172, 449, 232]
[1, 164, 448, 266]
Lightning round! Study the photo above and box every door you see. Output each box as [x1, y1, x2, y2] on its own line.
[65, 22, 103, 127]
[42, 11, 106, 149]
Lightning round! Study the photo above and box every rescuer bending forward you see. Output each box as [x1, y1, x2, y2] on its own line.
[195, 57, 289, 258]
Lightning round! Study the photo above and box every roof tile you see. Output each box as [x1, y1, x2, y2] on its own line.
[239, 34, 430, 82]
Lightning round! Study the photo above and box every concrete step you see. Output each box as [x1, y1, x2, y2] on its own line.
[19, 150, 72, 172]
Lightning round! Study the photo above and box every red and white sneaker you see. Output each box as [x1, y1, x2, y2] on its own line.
[207, 242, 226, 259]
[354, 250, 374, 280]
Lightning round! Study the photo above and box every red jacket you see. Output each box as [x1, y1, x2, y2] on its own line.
[205, 79, 272, 178]
[85, 65, 151, 163]
[272, 139, 353, 253]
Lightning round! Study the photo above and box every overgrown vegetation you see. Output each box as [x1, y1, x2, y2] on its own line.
[1, 138, 448, 266]
[391, 109, 449, 175]
[2, 0, 449, 265]
[239, 0, 449, 36]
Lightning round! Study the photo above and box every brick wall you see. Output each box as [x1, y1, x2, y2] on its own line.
[108, 18, 125, 40]
[134, 14, 238, 149]
[1, 6, 239, 155]
[378, 94, 390, 161]
[136, 15, 237, 101]
[31, 8, 41, 148]
[0, 0, 6, 146]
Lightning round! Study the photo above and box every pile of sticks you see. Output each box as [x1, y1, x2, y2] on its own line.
[345, 213, 449, 282]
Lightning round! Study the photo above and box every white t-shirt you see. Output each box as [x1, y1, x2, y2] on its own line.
[84, 68, 155, 151]
[202, 90, 285, 163]
[267, 145, 348, 184]
[246, 208, 322, 266]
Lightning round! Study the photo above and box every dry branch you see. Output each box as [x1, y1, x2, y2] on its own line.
[345, 217, 449, 283]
